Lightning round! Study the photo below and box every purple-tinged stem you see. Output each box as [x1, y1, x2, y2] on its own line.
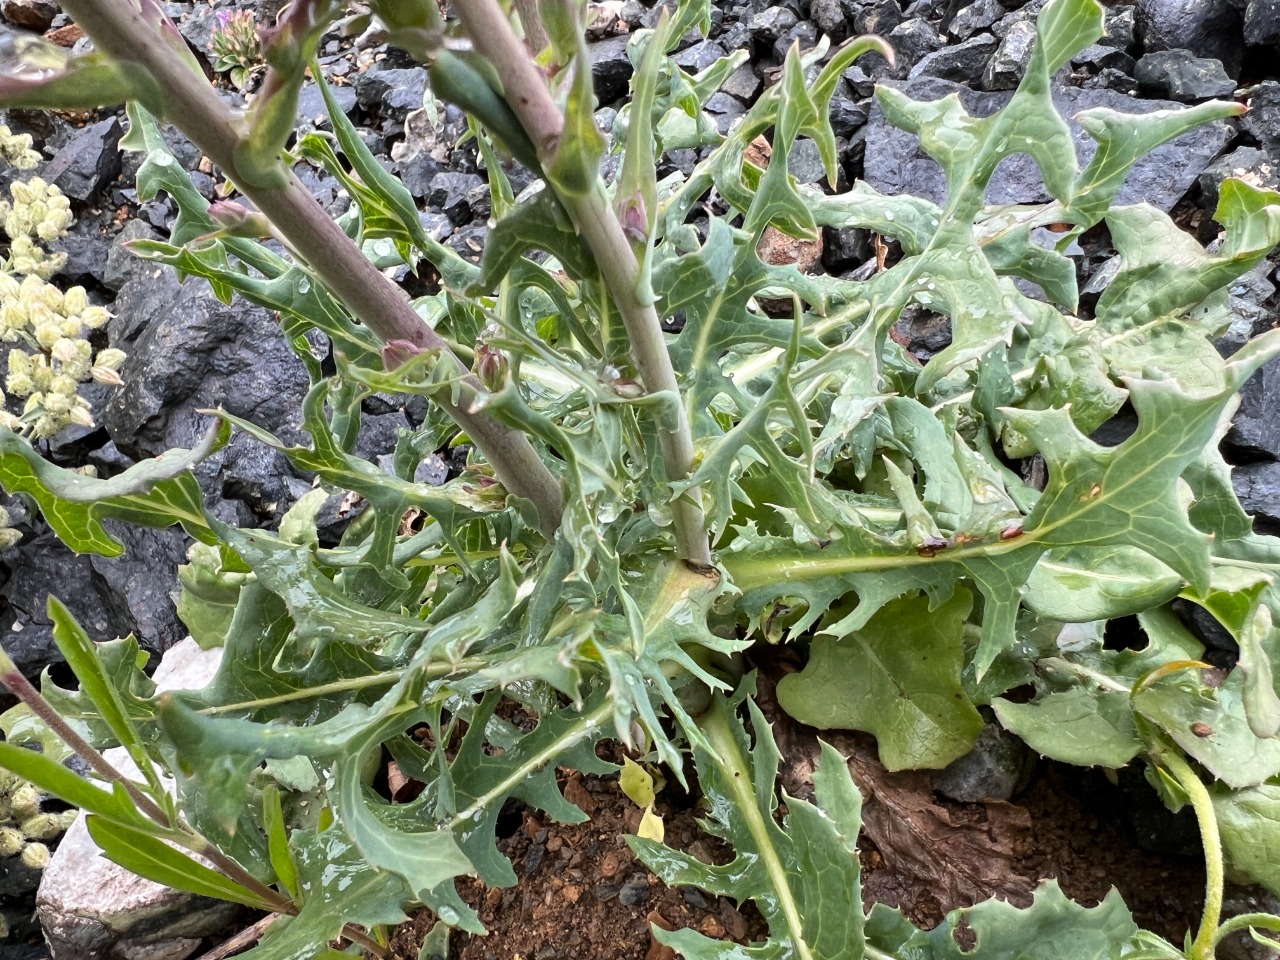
[452, 0, 711, 564]
[49, 0, 563, 536]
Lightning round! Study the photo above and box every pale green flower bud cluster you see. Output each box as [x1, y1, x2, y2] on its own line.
[0, 271, 124, 438]
[0, 123, 42, 171]
[0, 767, 77, 872]
[0, 177, 73, 280]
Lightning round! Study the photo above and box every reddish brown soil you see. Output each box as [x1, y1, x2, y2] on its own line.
[385, 674, 1213, 960]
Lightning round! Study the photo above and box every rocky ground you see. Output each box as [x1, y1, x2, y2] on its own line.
[2, 0, 1280, 955]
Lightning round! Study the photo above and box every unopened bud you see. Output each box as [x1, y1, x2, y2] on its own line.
[51, 337, 78, 364]
[94, 347, 127, 371]
[618, 194, 648, 244]
[20, 842, 50, 870]
[91, 365, 124, 386]
[206, 199, 273, 238]
[21, 813, 64, 841]
[474, 341, 508, 391]
[10, 784, 39, 821]
[381, 338, 423, 370]
[68, 403, 95, 428]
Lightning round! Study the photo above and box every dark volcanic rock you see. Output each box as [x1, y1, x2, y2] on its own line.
[983, 19, 1036, 89]
[672, 39, 728, 72]
[1224, 358, 1280, 463]
[864, 77, 1235, 211]
[1245, 0, 1280, 45]
[1, 534, 99, 680]
[947, 0, 1004, 38]
[909, 34, 998, 83]
[705, 92, 747, 133]
[1243, 82, 1280, 154]
[175, 2, 226, 60]
[103, 264, 309, 462]
[88, 525, 188, 658]
[44, 118, 123, 204]
[810, 0, 848, 36]
[354, 67, 428, 122]
[1103, 5, 1137, 48]
[1070, 43, 1136, 74]
[846, 0, 906, 36]
[774, 20, 819, 59]
[750, 4, 798, 39]
[0, 522, 183, 682]
[47, 218, 113, 287]
[590, 35, 634, 104]
[296, 79, 357, 131]
[1134, 49, 1236, 101]
[933, 723, 1034, 802]
[1233, 461, 1280, 534]
[1198, 148, 1280, 210]
[427, 171, 486, 226]
[788, 139, 826, 184]
[1134, 0, 1243, 77]
[722, 63, 763, 101]
[874, 19, 945, 78]
[219, 435, 303, 521]
[102, 219, 161, 293]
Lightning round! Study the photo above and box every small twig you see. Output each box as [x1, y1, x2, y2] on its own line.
[194, 914, 281, 960]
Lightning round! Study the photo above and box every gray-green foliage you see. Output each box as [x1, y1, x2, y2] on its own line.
[3, 0, 1280, 955]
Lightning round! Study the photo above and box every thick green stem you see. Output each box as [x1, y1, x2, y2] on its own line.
[452, 0, 712, 565]
[1154, 744, 1223, 960]
[51, 0, 563, 538]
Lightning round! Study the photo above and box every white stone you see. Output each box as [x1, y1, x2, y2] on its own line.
[37, 639, 236, 960]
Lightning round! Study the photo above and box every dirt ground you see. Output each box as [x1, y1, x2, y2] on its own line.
[386, 673, 1219, 960]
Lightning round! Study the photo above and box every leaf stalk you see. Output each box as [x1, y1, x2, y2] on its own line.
[1152, 742, 1223, 960]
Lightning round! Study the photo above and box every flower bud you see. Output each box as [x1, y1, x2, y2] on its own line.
[51, 337, 78, 364]
[94, 348, 127, 371]
[381, 338, 423, 370]
[68, 402, 95, 428]
[20, 842, 50, 870]
[5, 370, 33, 396]
[618, 193, 648, 244]
[80, 306, 111, 329]
[50, 373, 77, 396]
[33, 324, 58, 350]
[10, 783, 39, 821]
[474, 341, 508, 391]
[91, 365, 124, 386]
[206, 199, 273, 238]
[0, 826, 23, 858]
[61, 286, 88, 317]
[21, 813, 64, 841]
